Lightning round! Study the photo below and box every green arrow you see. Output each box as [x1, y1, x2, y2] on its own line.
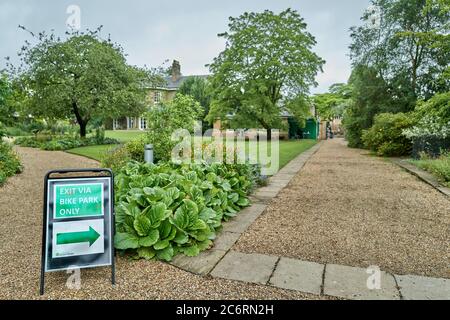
[56, 226, 100, 247]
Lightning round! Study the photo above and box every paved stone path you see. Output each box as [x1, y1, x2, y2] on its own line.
[171, 142, 450, 300]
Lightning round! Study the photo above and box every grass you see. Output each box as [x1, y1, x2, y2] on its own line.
[67, 144, 120, 161]
[67, 138, 317, 170]
[410, 153, 450, 187]
[278, 139, 317, 168]
[105, 130, 144, 143]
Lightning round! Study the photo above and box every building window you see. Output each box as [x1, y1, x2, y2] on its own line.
[139, 117, 147, 130]
[113, 119, 120, 130]
[153, 91, 162, 104]
[127, 117, 135, 129]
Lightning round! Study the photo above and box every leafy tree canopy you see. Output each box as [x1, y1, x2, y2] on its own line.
[350, 0, 449, 101]
[207, 8, 324, 130]
[313, 83, 352, 121]
[146, 93, 204, 162]
[178, 76, 212, 131]
[9, 27, 163, 137]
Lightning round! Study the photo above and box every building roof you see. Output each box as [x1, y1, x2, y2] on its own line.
[163, 74, 209, 90]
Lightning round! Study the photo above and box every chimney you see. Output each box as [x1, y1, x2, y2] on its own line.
[171, 60, 181, 82]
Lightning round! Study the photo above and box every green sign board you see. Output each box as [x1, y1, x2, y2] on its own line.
[40, 171, 115, 295]
[54, 183, 103, 219]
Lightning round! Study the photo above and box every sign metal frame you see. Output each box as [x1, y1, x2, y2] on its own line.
[40, 168, 115, 295]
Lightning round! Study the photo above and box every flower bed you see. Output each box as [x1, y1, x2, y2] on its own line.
[14, 135, 119, 151]
[114, 161, 261, 261]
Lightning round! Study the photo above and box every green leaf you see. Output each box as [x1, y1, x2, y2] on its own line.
[153, 239, 170, 250]
[156, 245, 174, 261]
[200, 181, 213, 190]
[237, 197, 250, 207]
[173, 231, 189, 244]
[137, 247, 156, 260]
[221, 181, 232, 191]
[143, 202, 168, 228]
[228, 192, 239, 203]
[197, 239, 213, 251]
[158, 220, 172, 239]
[138, 229, 159, 247]
[182, 244, 200, 257]
[133, 215, 152, 236]
[114, 232, 139, 250]
[191, 219, 207, 230]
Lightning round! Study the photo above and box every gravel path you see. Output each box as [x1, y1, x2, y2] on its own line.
[234, 138, 450, 279]
[0, 147, 322, 300]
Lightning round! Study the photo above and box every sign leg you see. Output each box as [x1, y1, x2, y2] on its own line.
[39, 271, 45, 295]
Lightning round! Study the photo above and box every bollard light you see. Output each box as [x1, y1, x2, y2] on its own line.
[144, 144, 154, 164]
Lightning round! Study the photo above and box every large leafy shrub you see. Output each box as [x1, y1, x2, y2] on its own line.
[0, 141, 22, 185]
[114, 161, 258, 261]
[413, 92, 450, 124]
[101, 137, 145, 172]
[362, 113, 414, 156]
[146, 94, 203, 162]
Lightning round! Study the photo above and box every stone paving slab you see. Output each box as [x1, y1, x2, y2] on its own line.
[222, 203, 267, 234]
[395, 274, 450, 300]
[170, 249, 227, 276]
[324, 264, 400, 300]
[269, 258, 324, 295]
[253, 190, 280, 201]
[211, 251, 278, 285]
[213, 231, 241, 251]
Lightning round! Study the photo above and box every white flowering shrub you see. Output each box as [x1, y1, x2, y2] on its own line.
[403, 116, 450, 139]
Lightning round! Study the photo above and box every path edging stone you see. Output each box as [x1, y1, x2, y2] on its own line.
[390, 158, 450, 197]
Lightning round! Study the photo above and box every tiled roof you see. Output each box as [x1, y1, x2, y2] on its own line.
[163, 75, 209, 90]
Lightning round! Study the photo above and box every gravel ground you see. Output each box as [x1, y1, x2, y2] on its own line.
[0, 147, 324, 300]
[234, 139, 450, 279]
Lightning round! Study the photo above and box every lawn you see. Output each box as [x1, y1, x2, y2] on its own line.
[277, 139, 317, 168]
[105, 130, 144, 143]
[67, 144, 120, 161]
[67, 138, 317, 171]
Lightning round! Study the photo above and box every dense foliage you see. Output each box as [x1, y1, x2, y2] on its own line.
[0, 141, 22, 186]
[15, 133, 118, 151]
[10, 27, 162, 137]
[313, 83, 352, 121]
[362, 113, 414, 156]
[146, 94, 203, 162]
[178, 77, 212, 132]
[101, 137, 145, 172]
[344, 0, 449, 150]
[207, 9, 324, 131]
[113, 161, 259, 261]
[412, 151, 450, 187]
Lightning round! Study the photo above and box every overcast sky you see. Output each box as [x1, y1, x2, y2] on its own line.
[0, 0, 372, 93]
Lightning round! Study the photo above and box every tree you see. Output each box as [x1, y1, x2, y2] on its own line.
[350, 0, 449, 102]
[11, 27, 161, 137]
[178, 76, 212, 131]
[207, 9, 324, 135]
[0, 73, 12, 124]
[313, 83, 352, 121]
[343, 65, 396, 148]
[146, 93, 203, 162]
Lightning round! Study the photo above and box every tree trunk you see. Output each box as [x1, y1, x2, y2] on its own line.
[79, 121, 87, 138]
[267, 128, 272, 141]
[72, 101, 89, 138]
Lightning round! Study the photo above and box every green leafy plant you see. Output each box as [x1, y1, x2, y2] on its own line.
[113, 161, 258, 261]
[362, 112, 414, 156]
[14, 135, 119, 151]
[0, 141, 22, 186]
